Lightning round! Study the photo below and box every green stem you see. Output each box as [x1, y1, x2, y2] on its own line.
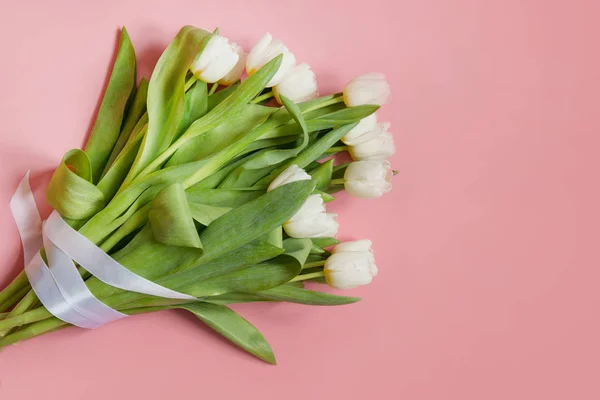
[326, 146, 348, 154]
[0, 272, 29, 307]
[0, 284, 31, 313]
[302, 260, 326, 269]
[0, 290, 40, 336]
[301, 94, 344, 113]
[251, 91, 274, 104]
[0, 307, 50, 333]
[330, 178, 345, 185]
[184, 75, 198, 91]
[290, 271, 325, 282]
[333, 162, 351, 173]
[208, 83, 219, 95]
[0, 305, 172, 347]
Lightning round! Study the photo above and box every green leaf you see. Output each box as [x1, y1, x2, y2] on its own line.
[255, 122, 359, 187]
[185, 187, 264, 208]
[188, 203, 231, 226]
[199, 180, 314, 260]
[311, 237, 340, 248]
[179, 238, 311, 297]
[102, 78, 149, 177]
[172, 79, 208, 141]
[85, 27, 137, 182]
[123, 26, 213, 183]
[314, 190, 336, 203]
[207, 84, 238, 110]
[204, 293, 272, 305]
[166, 104, 275, 167]
[46, 149, 105, 220]
[217, 95, 310, 188]
[308, 159, 334, 191]
[257, 285, 360, 306]
[176, 302, 276, 364]
[149, 183, 202, 249]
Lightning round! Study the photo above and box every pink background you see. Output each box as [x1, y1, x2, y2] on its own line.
[0, 0, 599, 399]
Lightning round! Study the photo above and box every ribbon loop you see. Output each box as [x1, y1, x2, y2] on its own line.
[9, 172, 195, 329]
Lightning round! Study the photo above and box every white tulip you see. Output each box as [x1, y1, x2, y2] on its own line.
[191, 35, 240, 83]
[283, 194, 339, 238]
[284, 211, 339, 238]
[344, 160, 393, 198]
[267, 164, 312, 192]
[289, 194, 326, 219]
[343, 73, 391, 107]
[324, 240, 378, 290]
[218, 43, 246, 86]
[247, 33, 296, 87]
[341, 113, 378, 146]
[348, 122, 395, 161]
[273, 64, 318, 104]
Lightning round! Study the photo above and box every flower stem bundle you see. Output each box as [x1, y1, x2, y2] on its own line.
[0, 26, 396, 364]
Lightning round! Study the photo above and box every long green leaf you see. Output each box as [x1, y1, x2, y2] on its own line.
[256, 285, 361, 306]
[148, 183, 202, 249]
[176, 302, 276, 364]
[102, 78, 149, 177]
[172, 80, 208, 141]
[85, 27, 137, 182]
[199, 180, 314, 260]
[46, 149, 105, 220]
[123, 26, 213, 183]
[166, 104, 275, 167]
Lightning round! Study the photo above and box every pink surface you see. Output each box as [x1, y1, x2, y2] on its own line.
[0, 0, 599, 399]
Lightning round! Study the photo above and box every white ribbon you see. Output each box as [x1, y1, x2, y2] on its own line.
[9, 172, 195, 329]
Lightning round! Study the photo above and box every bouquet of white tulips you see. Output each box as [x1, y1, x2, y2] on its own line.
[0, 26, 395, 364]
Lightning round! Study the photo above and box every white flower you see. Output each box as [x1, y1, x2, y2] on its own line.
[191, 35, 240, 83]
[347, 122, 395, 161]
[344, 160, 393, 198]
[343, 73, 390, 107]
[267, 164, 312, 192]
[273, 64, 318, 104]
[283, 195, 339, 238]
[247, 33, 296, 87]
[324, 240, 378, 290]
[341, 113, 378, 146]
[218, 43, 246, 86]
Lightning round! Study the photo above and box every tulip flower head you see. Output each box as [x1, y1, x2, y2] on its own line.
[273, 63, 318, 104]
[247, 32, 296, 87]
[343, 73, 391, 107]
[218, 43, 246, 86]
[341, 113, 378, 146]
[347, 121, 395, 161]
[191, 35, 240, 83]
[283, 194, 339, 238]
[267, 164, 312, 192]
[324, 240, 378, 290]
[344, 160, 393, 198]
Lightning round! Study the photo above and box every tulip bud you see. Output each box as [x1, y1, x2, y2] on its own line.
[218, 43, 246, 86]
[247, 33, 296, 87]
[348, 122, 395, 161]
[324, 240, 378, 290]
[283, 194, 339, 238]
[344, 160, 393, 198]
[341, 113, 378, 146]
[343, 73, 390, 107]
[284, 212, 339, 238]
[273, 64, 318, 104]
[267, 164, 312, 192]
[191, 35, 240, 83]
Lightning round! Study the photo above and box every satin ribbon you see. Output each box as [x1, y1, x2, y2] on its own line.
[9, 172, 195, 329]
